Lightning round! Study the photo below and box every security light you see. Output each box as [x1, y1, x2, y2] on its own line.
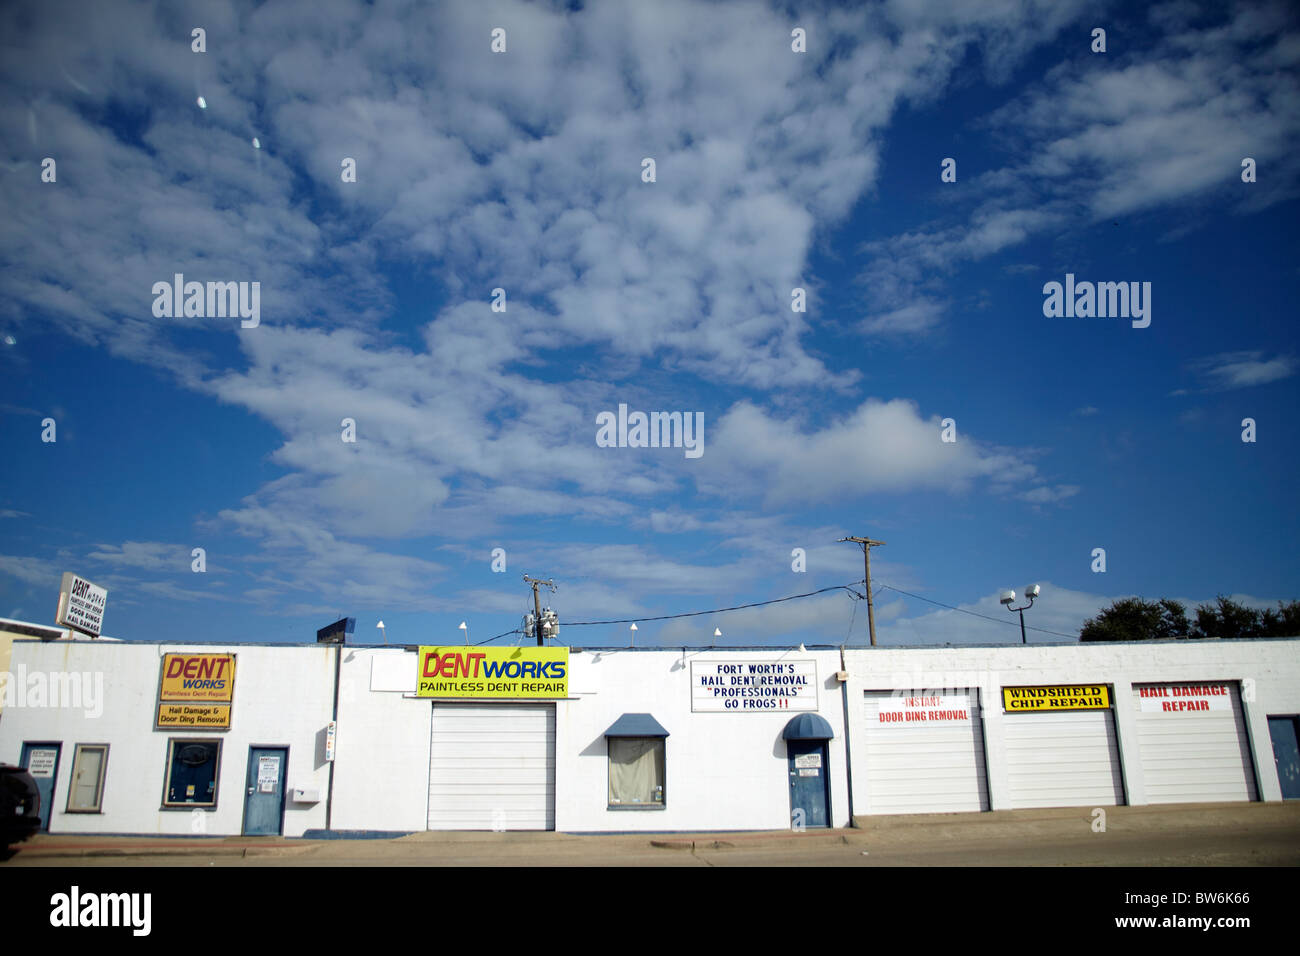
[999, 590, 1016, 605]
[1025, 584, 1041, 599]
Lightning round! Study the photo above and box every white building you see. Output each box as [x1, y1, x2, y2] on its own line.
[1, 633, 1297, 837]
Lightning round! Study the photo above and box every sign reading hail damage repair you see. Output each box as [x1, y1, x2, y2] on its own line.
[691, 660, 818, 712]
[156, 653, 236, 730]
[1138, 683, 1232, 714]
[416, 646, 568, 699]
[1003, 684, 1110, 712]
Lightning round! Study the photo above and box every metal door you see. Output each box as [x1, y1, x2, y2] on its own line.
[787, 740, 830, 828]
[1269, 716, 1300, 800]
[242, 746, 288, 836]
[20, 742, 61, 831]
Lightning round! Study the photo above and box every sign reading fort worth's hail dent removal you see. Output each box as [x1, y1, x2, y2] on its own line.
[876, 693, 975, 725]
[56, 571, 108, 637]
[1002, 684, 1111, 712]
[691, 660, 818, 712]
[416, 646, 569, 698]
[156, 654, 236, 730]
[1138, 683, 1233, 714]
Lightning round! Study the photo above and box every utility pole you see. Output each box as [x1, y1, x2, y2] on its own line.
[838, 535, 885, 647]
[523, 574, 556, 646]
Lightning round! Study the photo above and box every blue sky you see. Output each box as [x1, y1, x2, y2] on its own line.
[1, 0, 1297, 648]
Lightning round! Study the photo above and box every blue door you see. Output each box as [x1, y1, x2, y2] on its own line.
[242, 747, 288, 836]
[20, 742, 61, 831]
[787, 740, 830, 828]
[1268, 716, 1300, 799]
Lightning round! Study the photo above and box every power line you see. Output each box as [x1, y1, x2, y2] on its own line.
[564, 582, 863, 627]
[874, 583, 1077, 639]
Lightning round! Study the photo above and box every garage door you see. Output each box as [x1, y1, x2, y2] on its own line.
[1134, 682, 1257, 804]
[427, 703, 555, 830]
[861, 689, 989, 813]
[1004, 710, 1125, 809]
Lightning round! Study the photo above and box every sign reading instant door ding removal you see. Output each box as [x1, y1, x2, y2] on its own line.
[416, 646, 569, 698]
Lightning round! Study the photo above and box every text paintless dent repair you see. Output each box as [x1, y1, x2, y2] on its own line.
[416, 646, 569, 698]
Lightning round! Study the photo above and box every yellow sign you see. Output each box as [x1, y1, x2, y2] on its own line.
[416, 646, 569, 699]
[159, 653, 236, 702]
[157, 703, 232, 729]
[1003, 684, 1110, 712]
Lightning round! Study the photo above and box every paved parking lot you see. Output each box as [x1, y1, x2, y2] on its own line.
[4, 801, 1297, 866]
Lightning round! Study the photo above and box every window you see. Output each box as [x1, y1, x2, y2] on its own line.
[608, 737, 665, 808]
[162, 739, 222, 808]
[66, 744, 109, 813]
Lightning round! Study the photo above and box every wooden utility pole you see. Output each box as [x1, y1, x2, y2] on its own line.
[838, 535, 885, 646]
[523, 575, 556, 646]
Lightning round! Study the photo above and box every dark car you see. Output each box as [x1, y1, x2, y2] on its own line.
[0, 763, 41, 847]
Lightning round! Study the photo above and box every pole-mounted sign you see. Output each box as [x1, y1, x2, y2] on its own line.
[55, 571, 108, 637]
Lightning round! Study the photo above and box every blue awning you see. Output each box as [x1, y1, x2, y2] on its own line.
[782, 713, 834, 740]
[605, 713, 670, 738]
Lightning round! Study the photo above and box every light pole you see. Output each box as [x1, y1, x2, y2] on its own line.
[1000, 585, 1040, 644]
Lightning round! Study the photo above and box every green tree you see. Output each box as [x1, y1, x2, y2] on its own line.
[1260, 600, 1300, 637]
[1079, 598, 1190, 642]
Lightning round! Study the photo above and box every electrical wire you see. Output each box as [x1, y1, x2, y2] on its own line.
[874, 583, 1077, 639]
[563, 582, 864, 627]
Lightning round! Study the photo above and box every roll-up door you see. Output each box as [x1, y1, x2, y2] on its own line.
[427, 703, 555, 830]
[861, 689, 989, 813]
[1003, 709, 1125, 809]
[1133, 682, 1257, 803]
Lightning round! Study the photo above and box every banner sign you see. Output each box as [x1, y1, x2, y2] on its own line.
[1003, 684, 1110, 712]
[157, 703, 231, 729]
[56, 571, 108, 637]
[416, 646, 569, 698]
[157, 653, 236, 729]
[876, 693, 975, 725]
[691, 660, 818, 712]
[1138, 683, 1233, 714]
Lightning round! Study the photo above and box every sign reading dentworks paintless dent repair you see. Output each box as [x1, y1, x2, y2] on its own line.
[416, 646, 569, 698]
[56, 571, 108, 637]
[691, 660, 818, 712]
[877, 694, 974, 725]
[1002, 684, 1110, 712]
[1138, 683, 1232, 714]
[156, 653, 236, 730]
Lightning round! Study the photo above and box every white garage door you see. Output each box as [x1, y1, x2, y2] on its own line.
[1133, 682, 1257, 804]
[861, 689, 989, 814]
[427, 703, 555, 830]
[1004, 710, 1125, 809]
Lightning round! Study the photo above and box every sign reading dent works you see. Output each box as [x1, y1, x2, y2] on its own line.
[56, 571, 107, 637]
[416, 646, 568, 698]
[1138, 683, 1233, 714]
[156, 653, 236, 730]
[691, 660, 818, 712]
[1003, 684, 1110, 712]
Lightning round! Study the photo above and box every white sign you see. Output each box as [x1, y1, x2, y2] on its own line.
[56, 572, 108, 637]
[257, 755, 280, 792]
[875, 693, 975, 725]
[28, 749, 57, 778]
[691, 660, 818, 712]
[794, 753, 821, 769]
[1138, 683, 1233, 714]
[325, 721, 337, 762]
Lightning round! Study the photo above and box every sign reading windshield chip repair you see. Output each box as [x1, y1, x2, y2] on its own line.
[1002, 684, 1110, 712]
[691, 660, 818, 712]
[416, 646, 569, 698]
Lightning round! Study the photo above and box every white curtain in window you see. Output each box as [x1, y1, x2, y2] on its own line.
[609, 737, 663, 804]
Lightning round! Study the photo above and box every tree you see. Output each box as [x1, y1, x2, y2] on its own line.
[1190, 596, 1300, 639]
[1079, 598, 1190, 642]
